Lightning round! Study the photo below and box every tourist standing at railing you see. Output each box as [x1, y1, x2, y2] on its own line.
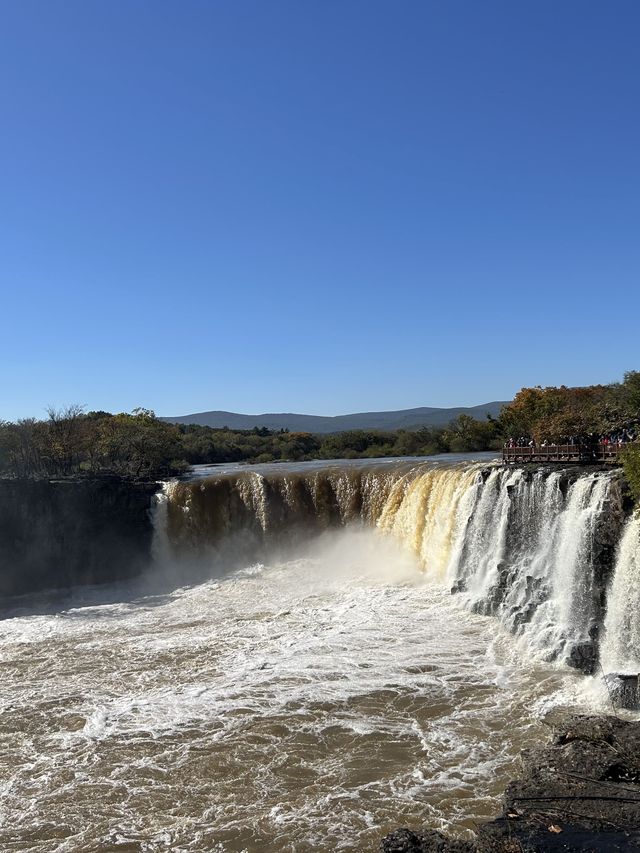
[504, 430, 637, 455]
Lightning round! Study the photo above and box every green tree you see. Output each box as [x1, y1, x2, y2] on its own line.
[621, 444, 640, 509]
[96, 411, 183, 477]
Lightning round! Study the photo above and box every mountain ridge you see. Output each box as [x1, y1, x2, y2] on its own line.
[161, 401, 508, 433]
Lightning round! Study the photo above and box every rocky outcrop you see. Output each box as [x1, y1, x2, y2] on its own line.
[0, 477, 159, 597]
[604, 675, 640, 710]
[381, 715, 640, 852]
[382, 829, 475, 852]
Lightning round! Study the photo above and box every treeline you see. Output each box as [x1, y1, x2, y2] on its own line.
[0, 408, 500, 480]
[1, 371, 638, 491]
[497, 370, 640, 502]
[498, 371, 640, 442]
[179, 414, 499, 464]
[0, 407, 185, 479]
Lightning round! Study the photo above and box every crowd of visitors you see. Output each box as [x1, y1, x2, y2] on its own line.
[599, 429, 637, 445]
[504, 429, 637, 451]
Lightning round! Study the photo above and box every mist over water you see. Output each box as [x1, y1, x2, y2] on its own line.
[0, 456, 637, 852]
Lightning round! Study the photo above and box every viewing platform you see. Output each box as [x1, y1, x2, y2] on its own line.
[502, 443, 630, 465]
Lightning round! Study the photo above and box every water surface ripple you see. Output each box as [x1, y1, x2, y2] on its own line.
[0, 529, 578, 852]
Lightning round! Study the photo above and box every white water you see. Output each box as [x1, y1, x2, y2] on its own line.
[0, 458, 633, 852]
[164, 461, 621, 671]
[372, 465, 618, 666]
[161, 460, 625, 668]
[0, 527, 584, 853]
[601, 515, 640, 673]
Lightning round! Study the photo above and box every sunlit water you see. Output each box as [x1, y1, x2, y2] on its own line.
[0, 527, 589, 853]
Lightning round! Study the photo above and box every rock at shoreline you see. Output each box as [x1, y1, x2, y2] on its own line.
[381, 828, 475, 852]
[381, 715, 640, 852]
[604, 675, 640, 711]
[566, 640, 598, 675]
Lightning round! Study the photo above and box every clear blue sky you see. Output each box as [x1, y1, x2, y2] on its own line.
[1, 1, 639, 420]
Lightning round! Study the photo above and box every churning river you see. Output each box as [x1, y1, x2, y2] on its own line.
[1, 455, 638, 852]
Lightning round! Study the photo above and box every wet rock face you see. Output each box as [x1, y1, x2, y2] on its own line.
[604, 674, 640, 710]
[381, 715, 640, 852]
[381, 828, 474, 852]
[0, 478, 159, 597]
[567, 640, 598, 675]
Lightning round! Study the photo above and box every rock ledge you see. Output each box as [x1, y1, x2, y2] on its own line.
[381, 715, 640, 852]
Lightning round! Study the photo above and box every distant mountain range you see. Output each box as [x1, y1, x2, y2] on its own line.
[161, 402, 508, 433]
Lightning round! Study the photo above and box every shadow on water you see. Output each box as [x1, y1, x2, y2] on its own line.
[0, 526, 331, 622]
[0, 578, 182, 622]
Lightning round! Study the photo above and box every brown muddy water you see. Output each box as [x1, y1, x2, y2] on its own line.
[0, 456, 603, 852]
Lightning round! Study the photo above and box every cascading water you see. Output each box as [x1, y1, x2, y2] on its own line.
[601, 515, 640, 673]
[447, 468, 617, 669]
[376, 465, 481, 578]
[0, 455, 634, 852]
[159, 460, 626, 670]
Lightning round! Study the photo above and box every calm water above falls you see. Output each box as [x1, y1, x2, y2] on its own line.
[0, 455, 636, 852]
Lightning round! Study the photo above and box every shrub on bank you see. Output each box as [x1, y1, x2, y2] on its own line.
[0, 407, 183, 480]
[621, 444, 640, 509]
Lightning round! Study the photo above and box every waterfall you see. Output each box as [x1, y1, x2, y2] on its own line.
[601, 515, 640, 673]
[162, 464, 413, 552]
[375, 466, 619, 668]
[150, 481, 178, 565]
[376, 465, 482, 578]
[156, 460, 627, 670]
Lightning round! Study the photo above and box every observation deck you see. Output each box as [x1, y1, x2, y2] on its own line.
[502, 443, 630, 465]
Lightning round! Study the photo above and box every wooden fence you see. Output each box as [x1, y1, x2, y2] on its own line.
[502, 443, 630, 465]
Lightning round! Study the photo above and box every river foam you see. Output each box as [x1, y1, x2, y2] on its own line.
[0, 456, 634, 852]
[0, 526, 585, 852]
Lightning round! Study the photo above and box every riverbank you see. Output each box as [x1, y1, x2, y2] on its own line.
[381, 714, 640, 852]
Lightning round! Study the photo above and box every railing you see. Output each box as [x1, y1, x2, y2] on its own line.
[502, 443, 631, 465]
[593, 443, 630, 463]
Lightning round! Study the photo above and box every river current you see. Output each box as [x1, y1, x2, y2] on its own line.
[0, 455, 633, 852]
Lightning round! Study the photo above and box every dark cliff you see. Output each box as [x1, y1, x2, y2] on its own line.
[0, 478, 159, 598]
